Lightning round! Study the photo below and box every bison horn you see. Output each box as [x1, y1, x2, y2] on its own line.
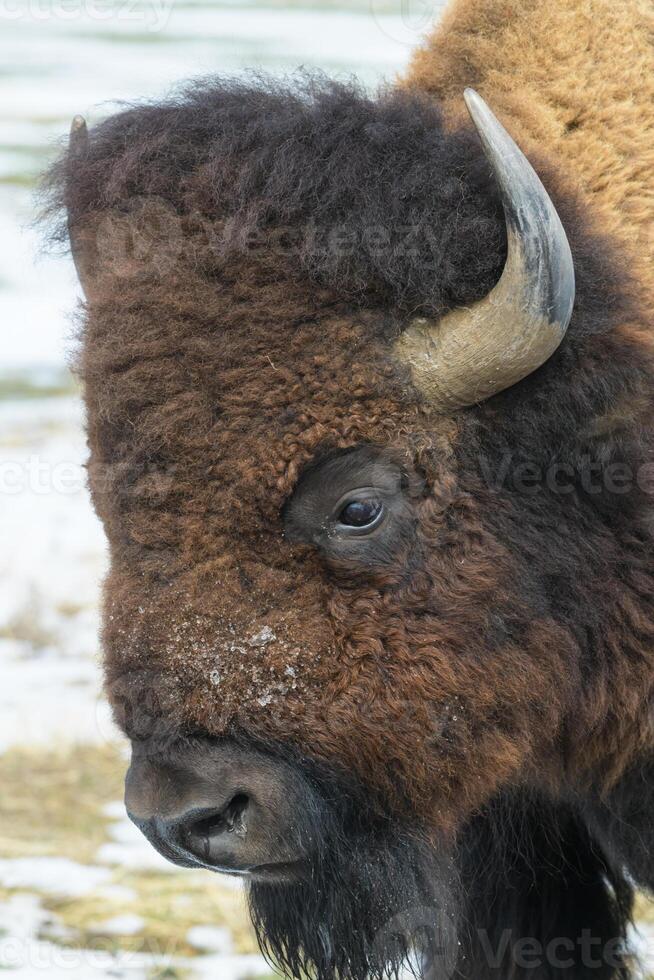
[394, 88, 575, 409]
[67, 115, 95, 300]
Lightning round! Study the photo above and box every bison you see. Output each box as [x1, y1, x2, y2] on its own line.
[44, 0, 654, 977]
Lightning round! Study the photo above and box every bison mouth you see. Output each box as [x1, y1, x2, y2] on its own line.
[124, 733, 460, 979]
[123, 733, 633, 980]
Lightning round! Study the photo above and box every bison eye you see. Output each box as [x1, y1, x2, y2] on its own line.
[336, 495, 384, 532]
[283, 447, 414, 559]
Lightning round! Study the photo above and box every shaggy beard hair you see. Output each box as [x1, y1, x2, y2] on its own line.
[246, 768, 635, 980]
[247, 787, 460, 980]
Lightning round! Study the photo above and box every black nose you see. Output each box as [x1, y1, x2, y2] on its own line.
[134, 794, 252, 872]
[125, 738, 312, 879]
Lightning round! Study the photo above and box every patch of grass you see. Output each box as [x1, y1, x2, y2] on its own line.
[71, 29, 180, 44]
[203, 0, 397, 9]
[0, 173, 37, 188]
[44, 869, 257, 958]
[0, 743, 124, 863]
[0, 143, 56, 158]
[55, 599, 87, 618]
[0, 594, 59, 652]
[146, 968, 190, 980]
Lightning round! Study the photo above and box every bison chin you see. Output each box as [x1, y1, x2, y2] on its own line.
[247, 779, 460, 980]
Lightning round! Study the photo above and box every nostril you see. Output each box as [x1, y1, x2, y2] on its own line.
[184, 793, 250, 842]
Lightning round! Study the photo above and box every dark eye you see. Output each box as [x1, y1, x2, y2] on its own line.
[337, 497, 384, 530]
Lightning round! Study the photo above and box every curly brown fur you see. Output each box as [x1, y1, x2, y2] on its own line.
[41, 5, 654, 976]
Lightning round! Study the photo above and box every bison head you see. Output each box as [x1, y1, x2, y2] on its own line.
[46, 76, 653, 979]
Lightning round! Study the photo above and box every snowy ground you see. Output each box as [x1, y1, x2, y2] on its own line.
[0, 397, 111, 751]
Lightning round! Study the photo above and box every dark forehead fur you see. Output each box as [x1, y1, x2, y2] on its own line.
[46, 73, 508, 317]
[44, 72, 642, 400]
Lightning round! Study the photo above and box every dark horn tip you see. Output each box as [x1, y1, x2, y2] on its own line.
[462, 88, 497, 133]
[70, 115, 88, 148]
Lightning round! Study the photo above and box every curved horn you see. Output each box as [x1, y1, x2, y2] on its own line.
[67, 115, 95, 300]
[394, 88, 575, 409]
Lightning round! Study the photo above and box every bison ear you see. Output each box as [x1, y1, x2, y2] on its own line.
[394, 89, 575, 410]
[67, 115, 99, 301]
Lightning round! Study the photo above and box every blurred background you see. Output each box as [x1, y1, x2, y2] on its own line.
[1, 1, 652, 978]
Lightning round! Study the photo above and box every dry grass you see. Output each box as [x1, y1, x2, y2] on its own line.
[0, 743, 124, 863]
[43, 869, 258, 959]
[0, 592, 60, 652]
